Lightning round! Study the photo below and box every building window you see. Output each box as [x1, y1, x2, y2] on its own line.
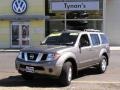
[47, 0, 103, 34]
[49, 20, 65, 33]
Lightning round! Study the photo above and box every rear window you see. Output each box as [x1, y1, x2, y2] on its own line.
[100, 34, 109, 44]
[90, 34, 100, 46]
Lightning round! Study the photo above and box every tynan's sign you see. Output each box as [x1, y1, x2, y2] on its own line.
[12, 0, 27, 14]
[51, 1, 99, 11]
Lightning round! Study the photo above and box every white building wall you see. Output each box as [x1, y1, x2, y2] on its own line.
[106, 0, 120, 46]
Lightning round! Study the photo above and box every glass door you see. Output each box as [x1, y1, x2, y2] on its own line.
[11, 23, 20, 47]
[21, 24, 29, 46]
[11, 22, 30, 48]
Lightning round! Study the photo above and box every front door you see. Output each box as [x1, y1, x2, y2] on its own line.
[78, 34, 94, 68]
[11, 22, 30, 48]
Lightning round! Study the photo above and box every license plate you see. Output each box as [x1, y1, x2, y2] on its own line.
[25, 66, 34, 73]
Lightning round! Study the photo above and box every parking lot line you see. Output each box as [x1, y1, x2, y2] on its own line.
[72, 81, 120, 84]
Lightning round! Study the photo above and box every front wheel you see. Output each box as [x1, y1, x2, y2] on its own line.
[59, 62, 72, 86]
[96, 56, 108, 73]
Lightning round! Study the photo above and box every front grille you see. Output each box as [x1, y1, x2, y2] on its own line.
[41, 54, 47, 61]
[22, 53, 24, 59]
[21, 52, 47, 61]
[27, 53, 38, 60]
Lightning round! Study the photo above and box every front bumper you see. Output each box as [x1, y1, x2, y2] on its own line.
[15, 58, 62, 77]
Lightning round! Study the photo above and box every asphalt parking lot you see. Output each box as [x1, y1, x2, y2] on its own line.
[0, 50, 120, 90]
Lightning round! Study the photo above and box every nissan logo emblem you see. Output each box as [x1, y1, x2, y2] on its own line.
[12, 0, 27, 14]
[30, 54, 34, 60]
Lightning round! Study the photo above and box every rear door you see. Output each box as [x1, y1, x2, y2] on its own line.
[89, 33, 101, 64]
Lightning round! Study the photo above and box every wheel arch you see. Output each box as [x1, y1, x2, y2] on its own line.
[56, 52, 78, 77]
[65, 57, 78, 78]
[102, 53, 109, 65]
[99, 48, 109, 65]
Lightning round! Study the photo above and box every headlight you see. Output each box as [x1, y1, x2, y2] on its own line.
[17, 52, 22, 59]
[46, 53, 60, 61]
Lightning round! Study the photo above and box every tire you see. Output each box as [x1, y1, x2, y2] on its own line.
[59, 62, 72, 86]
[97, 56, 107, 74]
[21, 73, 34, 80]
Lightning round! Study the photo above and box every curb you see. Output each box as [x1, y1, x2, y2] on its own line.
[110, 47, 120, 50]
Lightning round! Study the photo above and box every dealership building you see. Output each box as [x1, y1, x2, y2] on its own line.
[0, 0, 119, 48]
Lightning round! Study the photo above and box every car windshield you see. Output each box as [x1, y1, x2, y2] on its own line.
[43, 32, 79, 46]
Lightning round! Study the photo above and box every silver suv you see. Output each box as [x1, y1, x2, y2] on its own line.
[15, 29, 110, 86]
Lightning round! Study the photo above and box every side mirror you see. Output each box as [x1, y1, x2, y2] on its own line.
[40, 41, 42, 45]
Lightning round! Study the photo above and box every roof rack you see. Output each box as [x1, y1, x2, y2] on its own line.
[84, 29, 100, 32]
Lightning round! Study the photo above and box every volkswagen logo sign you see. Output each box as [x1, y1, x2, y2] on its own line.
[12, 0, 27, 14]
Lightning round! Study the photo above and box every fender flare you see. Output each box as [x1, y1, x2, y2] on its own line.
[99, 49, 107, 57]
[56, 52, 77, 75]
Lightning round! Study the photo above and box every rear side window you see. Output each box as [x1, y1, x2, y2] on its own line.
[90, 34, 100, 46]
[100, 34, 109, 44]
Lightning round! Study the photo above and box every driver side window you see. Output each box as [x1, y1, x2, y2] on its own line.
[80, 34, 90, 47]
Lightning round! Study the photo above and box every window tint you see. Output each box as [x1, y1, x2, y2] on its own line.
[90, 34, 100, 46]
[80, 34, 90, 47]
[100, 34, 108, 44]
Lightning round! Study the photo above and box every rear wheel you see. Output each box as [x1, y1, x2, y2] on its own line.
[59, 62, 72, 86]
[97, 56, 107, 73]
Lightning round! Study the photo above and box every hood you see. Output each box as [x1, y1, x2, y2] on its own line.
[21, 45, 71, 53]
